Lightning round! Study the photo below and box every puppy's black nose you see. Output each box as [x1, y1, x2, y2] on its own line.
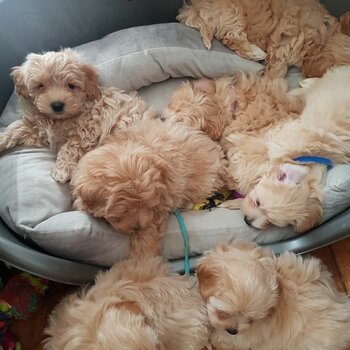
[226, 328, 238, 335]
[244, 216, 252, 226]
[51, 101, 65, 113]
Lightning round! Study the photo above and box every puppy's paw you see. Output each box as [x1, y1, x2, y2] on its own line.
[51, 165, 71, 183]
[202, 38, 212, 50]
[299, 77, 319, 89]
[219, 198, 243, 210]
[247, 44, 267, 61]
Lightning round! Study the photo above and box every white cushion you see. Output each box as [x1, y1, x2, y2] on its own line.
[0, 23, 348, 266]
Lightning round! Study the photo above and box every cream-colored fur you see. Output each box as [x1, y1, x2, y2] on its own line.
[237, 66, 350, 233]
[0, 49, 156, 183]
[168, 72, 302, 198]
[71, 119, 227, 257]
[197, 240, 350, 350]
[162, 78, 234, 141]
[44, 257, 210, 350]
[177, 0, 350, 78]
[340, 11, 350, 36]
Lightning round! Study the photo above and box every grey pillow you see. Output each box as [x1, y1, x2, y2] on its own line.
[0, 23, 348, 267]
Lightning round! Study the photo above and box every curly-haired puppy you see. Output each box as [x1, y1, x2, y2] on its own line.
[0, 49, 155, 183]
[221, 71, 304, 197]
[163, 72, 303, 139]
[162, 78, 234, 141]
[71, 119, 227, 257]
[177, 0, 350, 78]
[164, 72, 303, 197]
[44, 257, 210, 350]
[197, 240, 350, 350]
[237, 66, 350, 233]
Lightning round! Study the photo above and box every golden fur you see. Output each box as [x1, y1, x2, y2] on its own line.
[71, 119, 228, 257]
[170, 72, 302, 197]
[236, 66, 350, 233]
[44, 257, 210, 350]
[0, 49, 155, 183]
[197, 240, 350, 350]
[162, 78, 234, 141]
[162, 72, 303, 144]
[340, 11, 350, 36]
[177, 0, 350, 78]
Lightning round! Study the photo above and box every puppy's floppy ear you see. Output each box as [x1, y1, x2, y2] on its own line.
[80, 63, 100, 99]
[10, 66, 29, 97]
[196, 260, 220, 300]
[293, 199, 322, 233]
[276, 163, 309, 186]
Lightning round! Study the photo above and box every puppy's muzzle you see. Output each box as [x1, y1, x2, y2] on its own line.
[226, 327, 238, 335]
[51, 101, 65, 113]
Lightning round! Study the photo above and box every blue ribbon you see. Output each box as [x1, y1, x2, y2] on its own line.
[174, 209, 190, 275]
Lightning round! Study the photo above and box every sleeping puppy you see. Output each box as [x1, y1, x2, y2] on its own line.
[71, 119, 228, 258]
[164, 72, 303, 198]
[177, 0, 350, 78]
[44, 257, 210, 350]
[197, 240, 350, 350]
[237, 66, 350, 233]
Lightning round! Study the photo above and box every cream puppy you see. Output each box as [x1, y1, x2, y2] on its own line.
[44, 257, 210, 350]
[197, 240, 350, 350]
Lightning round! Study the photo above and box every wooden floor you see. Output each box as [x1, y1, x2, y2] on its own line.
[8, 237, 350, 350]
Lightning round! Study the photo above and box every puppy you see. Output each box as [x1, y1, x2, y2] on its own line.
[44, 256, 210, 350]
[167, 72, 303, 198]
[177, 0, 350, 78]
[162, 78, 234, 141]
[0, 49, 155, 183]
[71, 119, 228, 257]
[239, 66, 350, 233]
[197, 240, 350, 350]
[163, 72, 303, 140]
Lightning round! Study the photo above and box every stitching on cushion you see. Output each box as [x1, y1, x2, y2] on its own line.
[93, 46, 259, 68]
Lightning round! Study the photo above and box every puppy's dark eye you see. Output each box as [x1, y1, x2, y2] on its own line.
[36, 83, 44, 89]
[67, 83, 76, 90]
[254, 199, 260, 207]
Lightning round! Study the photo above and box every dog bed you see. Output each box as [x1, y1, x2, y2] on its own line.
[1, 23, 350, 267]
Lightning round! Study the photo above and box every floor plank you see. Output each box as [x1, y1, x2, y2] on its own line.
[311, 245, 346, 293]
[331, 238, 350, 295]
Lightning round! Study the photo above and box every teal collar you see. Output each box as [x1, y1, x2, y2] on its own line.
[174, 209, 190, 275]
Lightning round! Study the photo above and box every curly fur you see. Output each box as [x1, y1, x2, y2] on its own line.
[197, 240, 350, 350]
[44, 257, 210, 350]
[170, 72, 302, 198]
[71, 119, 228, 257]
[0, 49, 156, 183]
[177, 0, 350, 78]
[340, 11, 350, 36]
[237, 66, 350, 233]
[162, 78, 234, 141]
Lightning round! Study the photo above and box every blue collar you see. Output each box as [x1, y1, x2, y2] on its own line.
[292, 156, 333, 170]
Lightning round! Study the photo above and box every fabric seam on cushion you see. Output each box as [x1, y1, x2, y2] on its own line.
[93, 47, 258, 68]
